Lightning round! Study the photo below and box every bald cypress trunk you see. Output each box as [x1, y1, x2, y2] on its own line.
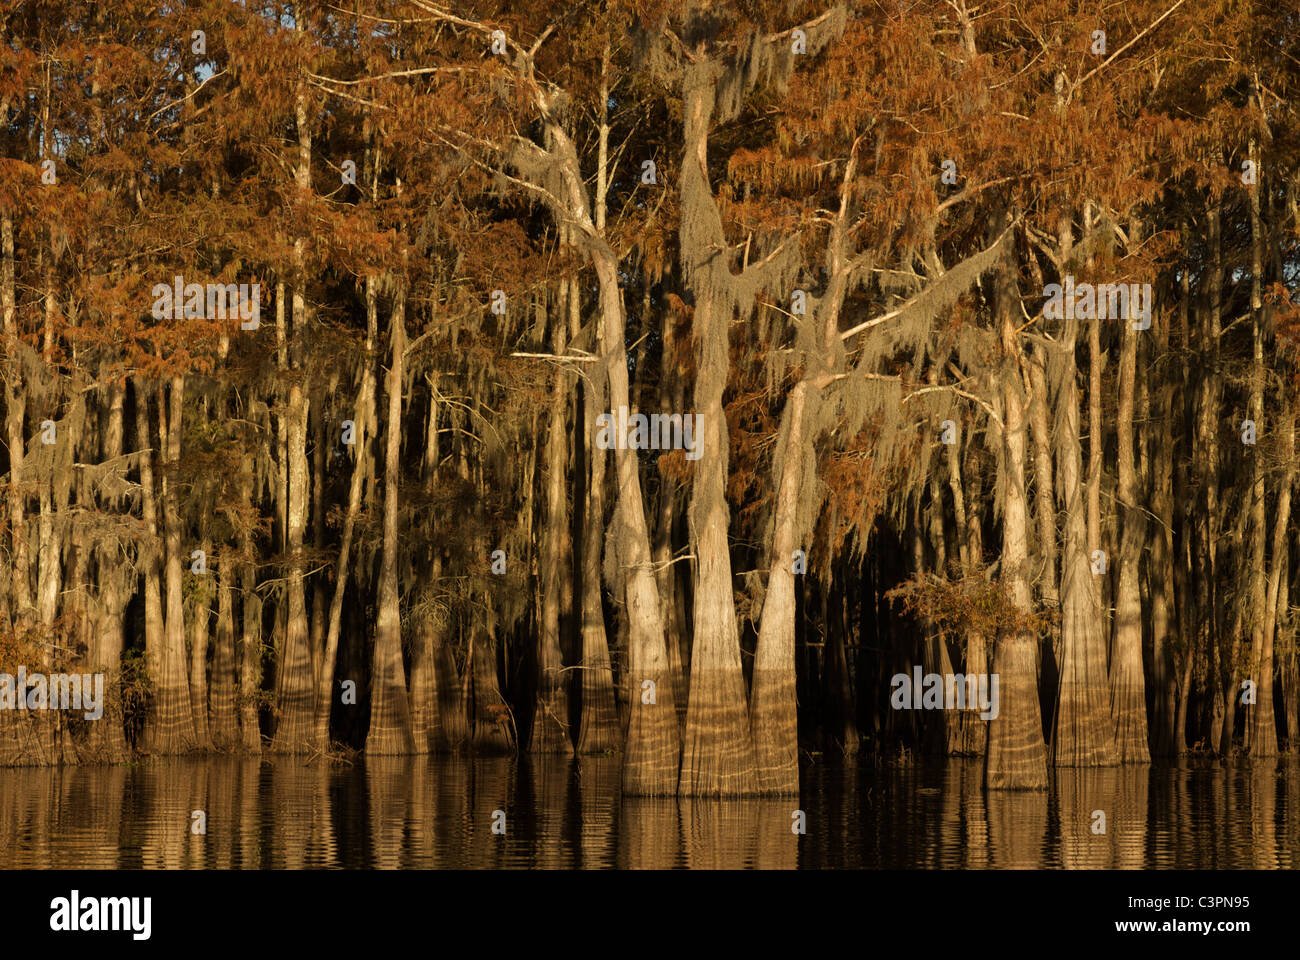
[654, 305, 689, 728]
[408, 368, 445, 755]
[436, 635, 470, 751]
[469, 618, 514, 754]
[239, 470, 263, 754]
[577, 331, 619, 755]
[531, 291, 573, 753]
[588, 249, 679, 791]
[985, 227, 1048, 790]
[83, 380, 130, 761]
[1148, 290, 1177, 755]
[751, 136, 858, 791]
[2, 213, 30, 625]
[137, 377, 195, 754]
[1251, 408, 1291, 757]
[34, 254, 65, 761]
[210, 552, 239, 748]
[1110, 291, 1150, 762]
[1247, 142, 1277, 758]
[188, 537, 214, 751]
[676, 59, 758, 797]
[365, 280, 414, 755]
[1200, 207, 1227, 753]
[951, 437, 988, 756]
[410, 574, 443, 754]
[271, 57, 317, 752]
[1281, 552, 1298, 750]
[750, 380, 808, 792]
[1050, 212, 1117, 768]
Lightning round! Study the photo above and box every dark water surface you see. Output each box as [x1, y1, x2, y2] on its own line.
[1, 756, 1297, 868]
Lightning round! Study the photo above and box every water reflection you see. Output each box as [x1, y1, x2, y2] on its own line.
[0, 757, 1296, 868]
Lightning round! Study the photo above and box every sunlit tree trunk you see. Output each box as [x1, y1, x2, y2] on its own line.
[677, 59, 758, 797]
[137, 377, 194, 754]
[1110, 288, 1149, 762]
[1, 212, 30, 623]
[210, 552, 239, 748]
[1051, 215, 1116, 768]
[271, 55, 317, 751]
[577, 319, 619, 755]
[751, 379, 808, 791]
[366, 279, 415, 755]
[1148, 288, 1177, 755]
[1251, 407, 1291, 757]
[986, 234, 1048, 790]
[751, 139, 857, 793]
[188, 537, 214, 751]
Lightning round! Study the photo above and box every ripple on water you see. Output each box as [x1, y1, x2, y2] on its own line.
[0, 755, 1295, 868]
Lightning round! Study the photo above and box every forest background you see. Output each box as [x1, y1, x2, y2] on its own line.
[0, 0, 1298, 796]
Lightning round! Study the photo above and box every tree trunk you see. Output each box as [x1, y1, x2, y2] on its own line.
[188, 538, 214, 750]
[1051, 219, 1117, 768]
[239, 467, 263, 754]
[1202, 207, 1228, 753]
[1, 213, 31, 624]
[469, 618, 514, 754]
[84, 380, 130, 761]
[750, 381, 807, 792]
[677, 61, 758, 797]
[1110, 291, 1150, 762]
[1251, 408, 1291, 756]
[576, 328, 620, 754]
[271, 48, 317, 751]
[531, 288, 573, 753]
[210, 552, 239, 748]
[365, 279, 415, 755]
[1246, 143, 1276, 758]
[952, 436, 988, 756]
[985, 228, 1048, 790]
[1280, 550, 1298, 750]
[654, 305, 689, 728]
[1148, 291, 1177, 755]
[139, 377, 196, 754]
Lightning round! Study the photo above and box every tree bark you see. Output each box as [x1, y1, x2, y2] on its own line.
[1251, 408, 1291, 756]
[531, 286, 573, 753]
[1110, 289, 1150, 762]
[576, 326, 620, 755]
[365, 279, 415, 754]
[1051, 213, 1117, 768]
[677, 59, 758, 797]
[139, 376, 196, 754]
[985, 225, 1048, 790]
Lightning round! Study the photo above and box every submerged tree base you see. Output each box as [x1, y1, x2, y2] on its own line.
[622, 669, 680, 796]
[750, 668, 800, 795]
[679, 669, 760, 797]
